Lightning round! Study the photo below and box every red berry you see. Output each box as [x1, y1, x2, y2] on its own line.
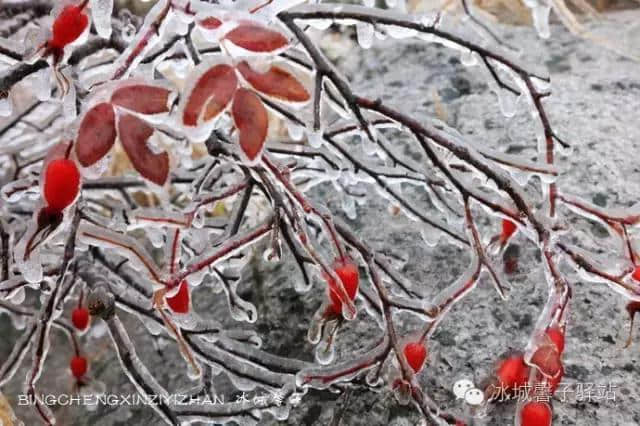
[632, 266, 640, 282]
[71, 307, 90, 330]
[43, 158, 80, 211]
[530, 345, 562, 378]
[70, 356, 88, 378]
[548, 363, 564, 395]
[50, 4, 89, 49]
[327, 258, 359, 316]
[520, 401, 552, 426]
[496, 354, 529, 390]
[403, 342, 427, 373]
[500, 219, 517, 243]
[545, 327, 565, 354]
[166, 280, 190, 314]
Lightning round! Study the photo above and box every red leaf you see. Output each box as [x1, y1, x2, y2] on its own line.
[117, 113, 169, 186]
[237, 61, 310, 103]
[75, 103, 117, 167]
[232, 88, 268, 163]
[182, 64, 237, 126]
[111, 84, 171, 114]
[198, 17, 222, 29]
[225, 24, 288, 53]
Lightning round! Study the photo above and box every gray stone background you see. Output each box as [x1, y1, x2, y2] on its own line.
[2, 4, 640, 426]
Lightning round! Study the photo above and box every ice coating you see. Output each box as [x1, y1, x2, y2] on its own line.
[90, 0, 114, 39]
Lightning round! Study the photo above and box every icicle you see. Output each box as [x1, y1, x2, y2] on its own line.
[382, 25, 417, 39]
[532, 4, 552, 39]
[356, 23, 374, 49]
[314, 334, 336, 365]
[420, 223, 442, 248]
[307, 130, 324, 148]
[286, 121, 305, 141]
[307, 19, 332, 30]
[90, 0, 114, 39]
[30, 69, 51, 102]
[392, 378, 412, 404]
[0, 95, 12, 117]
[496, 88, 521, 118]
[62, 70, 77, 120]
[341, 195, 357, 220]
[461, 49, 479, 67]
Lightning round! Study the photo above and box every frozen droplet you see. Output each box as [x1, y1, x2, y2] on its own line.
[363, 0, 375, 7]
[365, 367, 382, 387]
[91, 0, 114, 38]
[420, 13, 440, 27]
[31, 68, 51, 101]
[461, 49, 478, 67]
[286, 121, 305, 141]
[62, 74, 77, 119]
[229, 298, 257, 323]
[356, 23, 374, 49]
[307, 19, 332, 30]
[497, 89, 521, 118]
[393, 379, 412, 405]
[11, 312, 27, 330]
[19, 254, 43, 284]
[146, 227, 165, 248]
[307, 316, 323, 344]
[121, 22, 137, 43]
[315, 337, 335, 365]
[556, 140, 573, 157]
[191, 209, 205, 228]
[341, 195, 357, 220]
[385, 0, 397, 7]
[532, 5, 552, 39]
[308, 130, 324, 148]
[262, 244, 281, 263]
[340, 298, 357, 320]
[0, 94, 13, 116]
[420, 224, 441, 248]
[8, 287, 26, 304]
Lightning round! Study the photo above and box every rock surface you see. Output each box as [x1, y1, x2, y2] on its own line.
[2, 8, 640, 426]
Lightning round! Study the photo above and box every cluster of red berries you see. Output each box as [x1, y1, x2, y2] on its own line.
[489, 327, 564, 426]
[69, 306, 91, 379]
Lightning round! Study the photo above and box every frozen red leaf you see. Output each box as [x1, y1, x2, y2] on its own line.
[198, 17, 222, 29]
[224, 24, 288, 53]
[118, 113, 169, 186]
[237, 61, 310, 103]
[111, 85, 171, 114]
[232, 88, 268, 163]
[183, 64, 237, 126]
[75, 103, 117, 167]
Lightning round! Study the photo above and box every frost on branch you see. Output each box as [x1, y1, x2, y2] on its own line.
[0, 0, 638, 425]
